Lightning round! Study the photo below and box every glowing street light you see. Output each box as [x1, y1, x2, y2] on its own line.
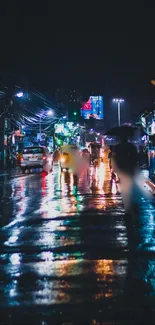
[113, 98, 124, 103]
[113, 98, 124, 126]
[47, 110, 53, 116]
[16, 91, 24, 98]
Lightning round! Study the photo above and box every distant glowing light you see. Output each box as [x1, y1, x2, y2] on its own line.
[57, 139, 62, 145]
[63, 116, 67, 119]
[60, 157, 65, 163]
[47, 110, 53, 116]
[16, 91, 24, 98]
[40, 251, 53, 261]
[9, 288, 17, 298]
[142, 135, 147, 141]
[5, 236, 18, 246]
[113, 98, 124, 103]
[9, 253, 21, 265]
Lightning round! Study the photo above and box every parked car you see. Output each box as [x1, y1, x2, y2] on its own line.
[20, 146, 53, 172]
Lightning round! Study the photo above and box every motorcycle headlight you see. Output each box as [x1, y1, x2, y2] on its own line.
[60, 157, 65, 163]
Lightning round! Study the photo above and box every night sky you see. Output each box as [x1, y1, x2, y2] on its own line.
[0, 15, 155, 127]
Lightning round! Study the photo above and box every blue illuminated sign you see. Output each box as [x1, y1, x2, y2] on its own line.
[81, 96, 104, 119]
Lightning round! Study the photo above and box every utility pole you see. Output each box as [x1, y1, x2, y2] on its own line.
[117, 101, 121, 127]
[113, 98, 124, 126]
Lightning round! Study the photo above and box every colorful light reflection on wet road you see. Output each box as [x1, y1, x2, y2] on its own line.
[0, 161, 155, 324]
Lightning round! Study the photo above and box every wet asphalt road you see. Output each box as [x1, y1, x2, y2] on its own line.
[0, 161, 155, 325]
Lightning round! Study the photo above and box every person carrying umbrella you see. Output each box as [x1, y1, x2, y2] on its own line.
[108, 146, 118, 181]
[110, 142, 153, 250]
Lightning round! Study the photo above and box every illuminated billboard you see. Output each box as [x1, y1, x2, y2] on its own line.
[81, 96, 104, 119]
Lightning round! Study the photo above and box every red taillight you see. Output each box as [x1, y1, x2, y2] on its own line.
[20, 157, 24, 162]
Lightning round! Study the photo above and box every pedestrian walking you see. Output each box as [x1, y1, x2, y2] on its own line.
[108, 146, 112, 171]
[111, 142, 154, 250]
[108, 146, 117, 180]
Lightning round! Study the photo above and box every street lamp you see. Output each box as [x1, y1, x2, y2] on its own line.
[47, 110, 53, 116]
[113, 98, 124, 126]
[16, 91, 24, 98]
